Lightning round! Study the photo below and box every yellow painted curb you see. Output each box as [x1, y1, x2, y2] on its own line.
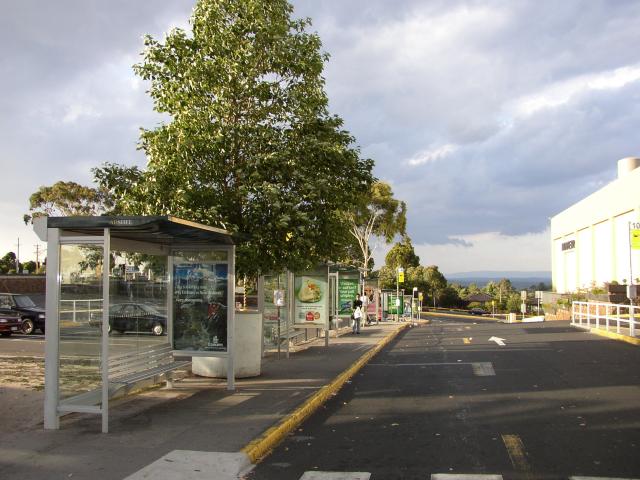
[241, 323, 410, 464]
[573, 323, 640, 346]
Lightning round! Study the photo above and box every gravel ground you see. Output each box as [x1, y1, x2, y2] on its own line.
[0, 356, 45, 434]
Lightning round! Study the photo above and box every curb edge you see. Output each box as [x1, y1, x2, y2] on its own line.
[240, 323, 411, 464]
[571, 322, 640, 346]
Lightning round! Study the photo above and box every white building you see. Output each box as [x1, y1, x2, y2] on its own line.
[551, 157, 640, 293]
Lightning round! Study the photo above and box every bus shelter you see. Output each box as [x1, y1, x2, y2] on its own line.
[35, 216, 238, 433]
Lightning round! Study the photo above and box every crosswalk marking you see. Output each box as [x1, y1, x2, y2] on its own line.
[502, 434, 531, 475]
[570, 477, 638, 480]
[471, 362, 496, 376]
[299, 473, 371, 480]
[431, 475, 503, 480]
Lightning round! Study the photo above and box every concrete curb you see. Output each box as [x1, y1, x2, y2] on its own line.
[571, 322, 640, 346]
[240, 323, 411, 464]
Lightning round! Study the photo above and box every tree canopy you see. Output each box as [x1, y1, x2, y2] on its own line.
[96, 0, 373, 275]
[384, 237, 419, 271]
[23, 181, 110, 224]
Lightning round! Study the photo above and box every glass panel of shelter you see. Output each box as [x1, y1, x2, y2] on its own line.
[108, 250, 169, 380]
[262, 273, 290, 352]
[59, 243, 103, 401]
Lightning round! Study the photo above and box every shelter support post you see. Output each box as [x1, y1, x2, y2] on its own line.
[227, 245, 236, 390]
[101, 228, 110, 433]
[44, 228, 60, 430]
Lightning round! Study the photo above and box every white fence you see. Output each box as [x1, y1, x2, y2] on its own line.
[572, 301, 638, 337]
[60, 299, 103, 323]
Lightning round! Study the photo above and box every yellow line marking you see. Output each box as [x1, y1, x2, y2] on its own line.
[502, 434, 531, 474]
[241, 323, 410, 464]
[463, 338, 471, 344]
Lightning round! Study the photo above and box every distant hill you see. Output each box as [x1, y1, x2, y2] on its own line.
[446, 271, 551, 290]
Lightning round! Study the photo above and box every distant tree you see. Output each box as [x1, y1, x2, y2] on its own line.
[466, 282, 481, 296]
[505, 293, 521, 313]
[22, 260, 37, 274]
[439, 285, 464, 308]
[376, 265, 396, 290]
[23, 181, 111, 224]
[346, 181, 406, 281]
[385, 237, 419, 271]
[406, 265, 447, 307]
[0, 252, 18, 274]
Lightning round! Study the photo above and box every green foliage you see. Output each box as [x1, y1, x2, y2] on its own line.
[0, 252, 18, 274]
[23, 181, 110, 224]
[385, 237, 419, 271]
[505, 293, 521, 313]
[439, 285, 465, 308]
[97, 0, 373, 275]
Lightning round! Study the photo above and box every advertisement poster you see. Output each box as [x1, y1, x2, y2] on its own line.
[294, 273, 328, 327]
[387, 293, 404, 315]
[173, 258, 228, 352]
[338, 277, 359, 315]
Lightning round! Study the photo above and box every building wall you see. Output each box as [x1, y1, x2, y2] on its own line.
[551, 162, 640, 293]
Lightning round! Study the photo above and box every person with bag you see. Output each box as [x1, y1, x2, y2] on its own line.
[352, 305, 362, 334]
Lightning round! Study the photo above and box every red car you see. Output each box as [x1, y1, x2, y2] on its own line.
[0, 308, 22, 337]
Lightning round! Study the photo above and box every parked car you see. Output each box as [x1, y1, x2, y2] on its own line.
[0, 293, 45, 334]
[89, 303, 167, 336]
[0, 308, 22, 337]
[469, 307, 488, 316]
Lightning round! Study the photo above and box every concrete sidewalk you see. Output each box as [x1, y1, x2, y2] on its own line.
[0, 322, 409, 480]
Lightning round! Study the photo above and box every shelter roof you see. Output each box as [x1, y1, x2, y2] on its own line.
[47, 216, 237, 246]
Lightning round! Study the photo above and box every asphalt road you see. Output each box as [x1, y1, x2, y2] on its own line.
[248, 317, 640, 480]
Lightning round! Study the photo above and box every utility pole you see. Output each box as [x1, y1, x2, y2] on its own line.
[34, 244, 46, 271]
[15, 237, 20, 273]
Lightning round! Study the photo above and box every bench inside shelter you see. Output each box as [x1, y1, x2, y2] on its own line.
[59, 344, 191, 413]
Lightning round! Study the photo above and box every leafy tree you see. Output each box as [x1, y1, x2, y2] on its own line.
[506, 292, 522, 313]
[376, 265, 396, 290]
[411, 265, 447, 307]
[346, 181, 406, 279]
[22, 261, 37, 274]
[0, 252, 19, 274]
[439, 285, 464, 308]
[23, 181, 110, 224]
[98, 0, 373, 276]
[385, 237, 419, 271]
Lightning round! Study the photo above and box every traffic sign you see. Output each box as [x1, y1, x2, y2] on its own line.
[631, 229, 640, 250]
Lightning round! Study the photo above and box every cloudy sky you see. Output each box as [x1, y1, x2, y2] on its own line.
[2, 0, 639, 274]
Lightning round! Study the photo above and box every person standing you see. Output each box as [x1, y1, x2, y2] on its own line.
[352, 304, 362, 334]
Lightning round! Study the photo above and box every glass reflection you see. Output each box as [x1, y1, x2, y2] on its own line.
[107, 253, 169, 375]
[59, 244, 103, 401]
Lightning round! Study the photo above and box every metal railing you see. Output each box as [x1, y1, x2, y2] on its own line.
[60, 299, 103, 323]
[572, 301, 637, 337]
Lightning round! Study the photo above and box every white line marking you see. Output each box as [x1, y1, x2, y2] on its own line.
[123, 450, 252, 480]
[300, 473, 371, 480]
[489, 336, 506, 346]
[471, 362, 496, 376]
[432, 475, 503, 480]
[570, 477, 639, 480]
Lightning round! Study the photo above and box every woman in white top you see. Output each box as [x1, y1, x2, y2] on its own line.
[352, 305, 362, 334]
